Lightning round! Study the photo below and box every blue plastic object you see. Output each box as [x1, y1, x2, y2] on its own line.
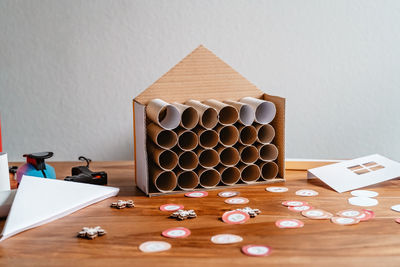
[16, 152, 56, 183]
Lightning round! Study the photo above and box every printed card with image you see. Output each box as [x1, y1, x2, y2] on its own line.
[307, 154, 400, 193]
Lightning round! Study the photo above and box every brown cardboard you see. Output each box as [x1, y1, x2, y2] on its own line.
[198, 168, 221, 188]
[150, 168, 177, 193]
[240, 97, 276, 124]
[197, 148, 219, 168]
[216, 146, 240, 167]
[216, 165, 240, 185]
[186, 100, 218, 129]
[255, 123, 275, 144]
[176, 170, 199, 190]
[237, 125, 257, 145]
[224, 100, 255, 126]
[146, 99, 180, 130]
[176, 129, 198, 151]
[237, 145, 258, 164]
[147, 123, 178, 149]
[173, 102, 199, 130]
[260, 161, 279, 180]
[215, 124, 239, 147]
[177, 150, 198, 170]
[133, 45, 286, 196]
[198, 128, 219, 149]
[147, 144, 178, 171]
[203, 99, 238, 125]
[256, 143, 279, 161]
[238, 164, 260, 184]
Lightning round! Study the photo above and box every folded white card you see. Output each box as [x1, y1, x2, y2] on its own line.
[0, 175, 119, 242]
[308, 154, 400, 193]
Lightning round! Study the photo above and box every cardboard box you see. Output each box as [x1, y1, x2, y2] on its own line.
[133, 45, 286, 196]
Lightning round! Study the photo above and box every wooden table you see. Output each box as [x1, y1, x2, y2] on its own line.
[1, 161, 400, 266]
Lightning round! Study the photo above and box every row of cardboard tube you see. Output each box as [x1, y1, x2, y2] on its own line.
[151, 161, 279, 193]
[146, 97, 276, 130]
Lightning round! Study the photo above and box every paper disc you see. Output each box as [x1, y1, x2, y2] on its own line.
[348, 197, 378, 207]
[185, 191, 208, 198]
[224, 197, 249, 205]
[288, 205, 313, 212]
[218, 191, 240, 198]
[331, 217, 360, 225]
[139, 241, 171, 253]
[159, 204, 184, 212]
[275, 219, 304, 228]
[282, 200, 308, 207]
[265, 186, 288, 193]
[241, 245, 272, 257]
[295, 189, 319, 197]
[350, 190, 379, 198]
[162, 227, 191, 238]
[222, 210, 250, 224]
[211, 234, 243, 244]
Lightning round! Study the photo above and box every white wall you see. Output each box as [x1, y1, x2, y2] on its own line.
[1, 0, 400, 161]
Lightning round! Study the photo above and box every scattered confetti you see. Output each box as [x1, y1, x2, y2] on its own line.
[211, 234, 243, 244]
[295, 189, 319, 197]
[225, 197, 249, 205]
[241, 245, 272, 257]
[275, 219, 304, 228]
[162, 227, 191, 239]
[218, 191, 240, 198]
[185, 191, 208, 198]
[222, 210, 250, 224]
[139, 241, 171, 253]
[265, 186, 288, 193]
[159, 204, 184, 212]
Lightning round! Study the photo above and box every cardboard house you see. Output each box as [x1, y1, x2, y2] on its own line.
[133, 45, 285, 196]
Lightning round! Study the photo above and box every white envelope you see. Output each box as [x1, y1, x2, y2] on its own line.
[308, 154, 400, 193]
[0, 175, 119, 241]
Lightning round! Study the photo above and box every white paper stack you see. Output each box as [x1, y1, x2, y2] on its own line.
[0, 175, 119, 241]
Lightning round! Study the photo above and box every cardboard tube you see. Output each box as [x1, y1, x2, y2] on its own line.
[177, 150, 198, 170]
[198, 128, 219, 149]
[176, 129, 198, 151]
[216, 146, 240, 167]
[197, 148, 219, 168]
[256, 143, 279, 161]
[198, 168, 221, 188]
[240, 97, 276, 124]
[147, 99, 180, 130]
[215, 124, 239, 147]
[173, 102, 199, 130]
[216, 165, 240, 185]
[260, 161, 279, 180]
[237, 125, 257, 145]
[255, 123, 275, 144]
[237, 145, 258, 164]
[238, 164, 260, 184]
[148, 144, 178, 171]
[151, 168, 177, 193]
[177, 170, 199, 190]
[185, 100, 218, 129]
[203, 99, 238, 125]
[224, 100, 255, 125]
[147, 123, 178, 149]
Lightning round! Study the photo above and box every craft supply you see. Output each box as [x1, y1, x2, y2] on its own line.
[282, 200, 308, 207]
[176, 170, 198, 190]
[139, 241, 171, 253]
[110, 200, 134, 209]
[146, 99, 180, 130]
[0, 152, 10, 191]
[308, 154, 400, 193]
[236, 207, 260, 217]
[288, 205, 313, 212]
[330, 217, 360, 226]
[360, 209, 375, 221]
[350, 190, 379, 198]
[218, 191, 240, 198]
[295, 189, 319, 197]
[266, 186, 288, 193]
[336, 209, 363, 218]
[0, 175, 119, 242]
[77, 226, 106, 239]
[170, 209, 197, 220]
[348, 197, 378, 207]
[240, 97, 276, 124]
[225, 197, 249, 205]
[395, 218, 400, 224]
[222, 210, 250, 224]
[185, 191, 208, 198]
[275, 219, 304, 228]
[16, 152, 56, 183]
[159, 204, 184, 212]
[241, 245, 272, 257]
[216, 166, 241, 185]
[162, 227, 191, 239]
[391, 204, 400, 212]
[211, 234, 243, 244]
[223, 100, 255, 126]
[64, 156, 107, 185]
[301, 209, 333, 219]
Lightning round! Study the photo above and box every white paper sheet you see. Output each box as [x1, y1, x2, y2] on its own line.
[0, 175, 119, 241]
[307, 154, 400, 193]
[0, 153, 10, 191]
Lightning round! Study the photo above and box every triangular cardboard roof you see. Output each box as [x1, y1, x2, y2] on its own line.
[134, 45, 264, 104]
[0, 176, 119, 242]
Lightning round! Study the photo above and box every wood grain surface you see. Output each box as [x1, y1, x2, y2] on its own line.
[1, 161, 400, 266]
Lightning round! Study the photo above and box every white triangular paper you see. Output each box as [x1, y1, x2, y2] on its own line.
[0, 175, 119, 241]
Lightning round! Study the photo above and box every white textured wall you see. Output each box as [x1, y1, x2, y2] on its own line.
[1, 0, 400, 161]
